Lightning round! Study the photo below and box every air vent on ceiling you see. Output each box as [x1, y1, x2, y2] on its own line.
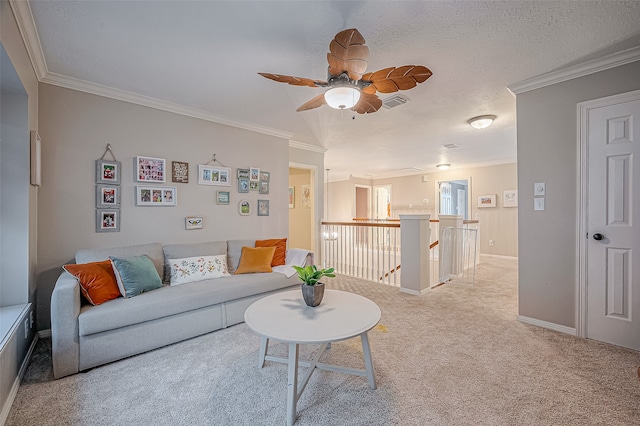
[442, 143, 459, 149]
[382, 94, 410, 109]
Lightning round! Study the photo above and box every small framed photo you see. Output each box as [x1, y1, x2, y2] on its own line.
[198, 165, 231, 186]
[249, 181, 259, 191]
[288, 187, 295, 208]
[135, 156, 166, 183]
[237, 168, 250, 179]
[96, 185, 120, 208]
[239, 199, 250, 216]
[172, 161, 189, 183]
[250, 167, 260, 182]
[259, 181, 269, 194]
[503, 190, 518, 207]
[185, 216, 203, 230]
[136, 185, 177, 206]
[96, 159, 121, 185]
[238, 178, 249, 193]
[478, 194, 496, 208]
[257, 199, 270, 216]
[96, 209, 120, 232]
[259, 171, 270, 182]
[217, 191, 230, 205]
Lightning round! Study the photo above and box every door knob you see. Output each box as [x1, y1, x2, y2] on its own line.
[593, 233, 604, 241]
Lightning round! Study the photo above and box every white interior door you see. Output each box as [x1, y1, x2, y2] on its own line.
[439, 182, 452, 215]
[586, 96, 640, 350]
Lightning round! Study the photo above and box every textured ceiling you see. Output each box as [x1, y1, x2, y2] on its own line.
[23, 0, 640, 180]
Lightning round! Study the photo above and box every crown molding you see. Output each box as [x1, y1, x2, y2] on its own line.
[10, 0, 293, 141]
[41, 72, 293, 139]
[9, 0, 47, 79]
[508, 45, 640, 95]
[289, 140, 327, 153]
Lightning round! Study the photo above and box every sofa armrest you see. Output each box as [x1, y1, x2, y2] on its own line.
[51, 271, 81, 378]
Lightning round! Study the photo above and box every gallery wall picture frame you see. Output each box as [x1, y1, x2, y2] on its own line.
[96, 209, 120, 232]
[217, 191, 230, 205]
[96, 185, 121, 208]
[249, 181, 259, 191]
[478, 194, 497, 208]
[503, 189, 518, 207]
[135, 185, 177, 206]
[239, 199, 250, 216]
[135, 156, 166, 183]
[238, 178, 249, 193]
[185, 216, 203, 230]
[198, 164, 231, 186]
[259, 181, 269, 194]
[288, 187, 295, 208]
[237, 168, 250, 179]
[172, 161, 189, 183]
[257, 199, 270, 216]
[259, 171, 270, 182]
[96, 159, 121, 185]
[30, 131, 41, 186]
[250, 167, 260, 182]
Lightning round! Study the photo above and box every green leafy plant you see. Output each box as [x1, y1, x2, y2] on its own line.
[292, 265, 335, 286]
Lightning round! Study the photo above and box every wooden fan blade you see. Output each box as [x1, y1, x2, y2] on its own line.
[362, 65, 433, 94]
[352, 93, 382, 114]
[258, 73, 326, 88]
[296, 94, 327, 112]
[327, 28, 369, 80]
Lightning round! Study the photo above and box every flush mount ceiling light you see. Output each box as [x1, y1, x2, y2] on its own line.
[437, 164, 450, 170]
[467, 115, 496, 129]
[324, 84, 361, 110]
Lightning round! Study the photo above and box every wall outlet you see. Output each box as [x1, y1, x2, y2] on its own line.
[489, 239, 495, 246]
[422, 198, 429, 204]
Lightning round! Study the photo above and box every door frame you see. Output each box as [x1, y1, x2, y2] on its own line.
[576, 88, 640, 338]
[434, 177, 472, 220]
[289, 162, 319, 258]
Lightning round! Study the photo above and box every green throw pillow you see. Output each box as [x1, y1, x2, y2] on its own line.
[109, 255, 162, 298]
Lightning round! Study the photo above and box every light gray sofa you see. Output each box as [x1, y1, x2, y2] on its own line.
[51, 240, 312, 379]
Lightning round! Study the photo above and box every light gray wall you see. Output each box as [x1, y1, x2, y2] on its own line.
[36, 84, 294, 329]
[328, 163, 519, 257]
[516, 60, 640, 328]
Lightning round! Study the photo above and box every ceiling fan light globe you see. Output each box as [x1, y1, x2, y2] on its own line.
[324, 87, 361, 110]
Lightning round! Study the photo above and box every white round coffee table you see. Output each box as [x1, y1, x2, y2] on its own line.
[245, 289, 381, 426]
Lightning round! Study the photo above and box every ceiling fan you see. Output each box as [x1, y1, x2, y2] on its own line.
[259, 28, 432, 114]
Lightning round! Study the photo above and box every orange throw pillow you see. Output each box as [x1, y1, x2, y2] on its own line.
[63, 260, 121, 305]
[235, 246, 276, 274]
[255, 238, 287, 266]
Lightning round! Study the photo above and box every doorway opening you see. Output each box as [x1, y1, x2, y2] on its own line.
[373, 185, 391, 220]
[288, 166, 315, 252]
[354, 185, 371, 219]
[436, 179, 470, 219]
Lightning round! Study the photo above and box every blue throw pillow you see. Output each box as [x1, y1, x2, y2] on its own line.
[109, 255, 162, 298]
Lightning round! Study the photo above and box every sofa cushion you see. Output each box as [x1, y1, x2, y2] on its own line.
[110, 255, 163, 298]
[168, 255, 230, 285]
[163, 241, 227, 283]
[255, 238, 287, 266]
[78, 272, 297, 336]
[235, 246, 276, 274]
[62, 261, 121, 305]
[226, 239, 255, 273]
[76, 243, 164, 279]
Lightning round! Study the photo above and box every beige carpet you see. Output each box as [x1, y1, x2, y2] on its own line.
[7, 256, 640, 425]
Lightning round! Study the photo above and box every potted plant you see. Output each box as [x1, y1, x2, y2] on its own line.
[292, 265, 335, 307]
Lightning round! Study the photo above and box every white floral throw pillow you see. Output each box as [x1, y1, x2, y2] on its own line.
[168, 255, 230, 285]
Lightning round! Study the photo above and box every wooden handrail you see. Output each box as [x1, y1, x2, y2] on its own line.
[350, 218, 479, 224]
[322, 221, 400, 228]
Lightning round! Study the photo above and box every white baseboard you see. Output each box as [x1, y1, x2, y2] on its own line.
[38, 329, 51, 338]
[517, 315, 576, 336]
[400, 287, 430, 296]
[480, 254, 518, 260]
[0, 334, 38, 426]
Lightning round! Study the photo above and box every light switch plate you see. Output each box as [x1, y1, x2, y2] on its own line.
[534, 182, 546, 196]
[534, 198, 545, 211]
